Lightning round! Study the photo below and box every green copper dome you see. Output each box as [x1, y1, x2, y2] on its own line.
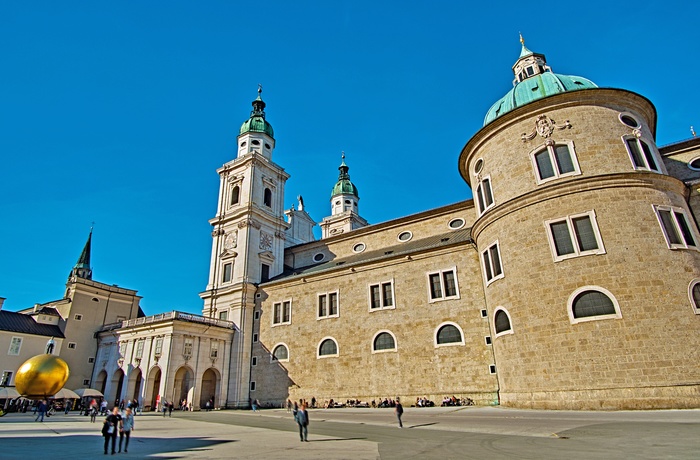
[331, 156, 359, 198]
[239, 87, 274, 138]
[483, 40, 597, 126]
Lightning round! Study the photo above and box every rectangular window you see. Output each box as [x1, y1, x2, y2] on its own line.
[428, 269, 460, 301]
[8, 337, 22, 355]
[250, 381, 256, 391]
[624, 136, 660, 172]
[253, 333, 258, 343]
[482, 242, 504, 285]
[476, 176, 495, 215]
[154, 338, 163, 356]
[531, 142, 580, 184]
[545, 210, 606, 261]
[272, 300, 292, 325]
[183, 338, 193, 357]
[74, 314, 83, 320]
[210, 341, 219, 359]
[118, 342, 127, 357]
[261, 264, 270, 282]
[252, 356, 257, 366]
[68, 342, 76, 349]
[88, 357, 95, 364]
[654, 205, 698, 249]
[82, 379, 90, 386]
[254, 311, 260, 320]
[369, 281, 395, 310]
[318, 292, 339, 319]
[1, 371, 12, 386]
[222, 263, 233, 283]
[135, 340, 144, 358]
[218, 310, 228, 321]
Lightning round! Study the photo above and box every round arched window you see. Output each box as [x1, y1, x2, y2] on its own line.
[436, 324, 462, 345]
[272, 344, 288, 361]
[319, 339, 338, 356]
[373, 332, 396, 351]
[494, 309, 512, 334]
[572, 290, 616, 318]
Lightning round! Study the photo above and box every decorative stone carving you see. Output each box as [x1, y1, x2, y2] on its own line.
[224, 230, 238, 250]
[275, 231, 287, 240]
[522, 114, 572, 142]
[238, 219, 261, 229]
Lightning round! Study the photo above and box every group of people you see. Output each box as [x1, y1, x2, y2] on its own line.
[101, 406, 135, 455]
[440, 395, 473, 406]
[416, 397, 435, 407]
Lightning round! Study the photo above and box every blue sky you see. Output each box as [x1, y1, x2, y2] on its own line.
[2, 1, 698, 315]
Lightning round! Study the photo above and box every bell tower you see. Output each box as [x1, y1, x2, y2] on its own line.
[200, 86, 289, 407]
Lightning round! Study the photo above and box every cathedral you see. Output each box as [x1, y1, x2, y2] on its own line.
[4, 40, 700, 410]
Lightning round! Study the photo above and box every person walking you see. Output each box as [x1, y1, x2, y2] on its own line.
[102, 407, 122, 455]
[162, 401, 167, 417]
[395, 397, 404, 428]
[294, 403, 309, 442]
[168, 401, 174, 417]
[35, 400, 47, 422]
[118, 408, 134, 453]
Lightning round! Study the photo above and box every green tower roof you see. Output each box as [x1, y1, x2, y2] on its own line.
[331, 155, 359, 199]
[483, 39, 598, 126]
[239, 86, 274, 138]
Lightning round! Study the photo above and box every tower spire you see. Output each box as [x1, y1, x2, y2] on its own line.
[70, 228, 93, 280]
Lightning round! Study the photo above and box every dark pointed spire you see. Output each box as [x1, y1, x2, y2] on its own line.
[70, 228, 93, 280]
[251, 83, 266, 118]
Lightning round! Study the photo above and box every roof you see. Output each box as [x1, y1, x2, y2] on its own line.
[331, 158, 359, 198]
[29, 307, 61, 317]
[267, 228, 473, 284]
[0, 310, 65, 338]
[239, 90, 274, 138]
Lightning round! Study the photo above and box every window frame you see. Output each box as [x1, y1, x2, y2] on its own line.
[154, 338, 163, 357]
[481, 241, 504, 286]
[544, 210, 606, 261]
[317, 337, 339, 358]
[426, 268, 460, 302]
[368, 279, 396, 311]
[317, 291, 340, 320]
[434, 322, 465, 348]
[271, 343, 290, 362]
[272, 299, 292, 326]
[529, 140, 581, 185]
[567, 286, 622, 324]
[687, 279, 700, 315]
[622, 134, 662, 173]
[210, 340, 219, 359]
[135, 340, 144, 358]
[183, 337, 194, 357]
[371, 330, 397, 354]
[475, 175, 495, 215]
[222, 262, 233, 283]
[653, 205, 699, 250]
[8, 337, 22, 356]
[493, 307, 514, 338]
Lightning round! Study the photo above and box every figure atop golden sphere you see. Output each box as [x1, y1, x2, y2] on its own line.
[14, 343, 70, 400]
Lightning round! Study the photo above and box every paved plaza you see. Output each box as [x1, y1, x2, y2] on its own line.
[1, 406, 698, 459]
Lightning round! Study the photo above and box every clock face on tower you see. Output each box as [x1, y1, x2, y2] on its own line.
[260, 231, 273, 251]
[224, 230, 237, 251]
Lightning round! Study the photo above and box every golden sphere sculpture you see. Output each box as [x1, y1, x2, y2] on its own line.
[15, 354, 70, 399]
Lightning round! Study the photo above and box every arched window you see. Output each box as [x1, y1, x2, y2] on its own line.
[263, 188, 272, 207]
[435, 323, 464, 346]
[688, 279, 700, 314]
[230, 185, 240, 205]
[272, 344, 289, 362]
[494, 308, 513, 336]
[318, 338, 338, 358]
[568, 286, 621, 324]
[372, 331, 396, 352]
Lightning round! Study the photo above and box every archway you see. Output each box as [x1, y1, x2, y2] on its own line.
[127, 368, 143, 402]
[200, 368, 220, 409]
[173, 366, 194, 407]
[108, 369, 125, 407]
[95, 370, 108, 396]
[145, 366, 161, 411]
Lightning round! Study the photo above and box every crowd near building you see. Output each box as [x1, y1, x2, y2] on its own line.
[2, 40, 699, 411]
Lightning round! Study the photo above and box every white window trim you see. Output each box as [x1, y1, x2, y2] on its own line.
[529, 140, 581, 185]
[317, 336, 339, 359]
[221, 262, 234, 284]
[371, 330, 397, 354]
[271, 299, 293, 326]
[368, 279, 397, 311]
[618, 112, 641, 129]
[397, 231, 413, 242]
[687, 279, 700, 315]
[653, 205, 699, 250]
[688, 157, 700, 172]
[426, 267, 460, 303]
[434, 321, 465, 348]
[567, 285, 622, 324]
[317, 291, 340, 320]
[474, 174, 495, 215]
[271, 342, 290, 362]
[493, 307, 514, 338]
[482, 241, 504, 286]
[622, 134, 664, 173]
[544, 210, 606, 262]
[448, 218, 466, 230]
[8, 336, 22, 356]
